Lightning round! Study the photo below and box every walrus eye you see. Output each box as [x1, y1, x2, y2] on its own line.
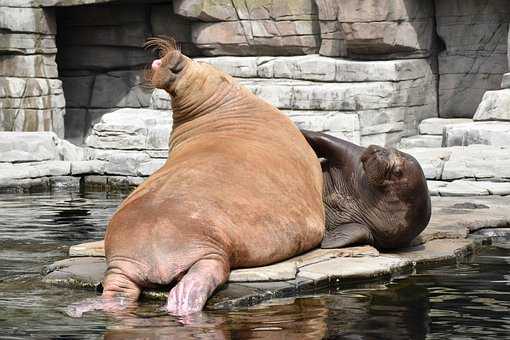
[393, 169, 402, 178]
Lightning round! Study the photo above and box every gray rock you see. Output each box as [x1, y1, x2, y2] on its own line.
[198, 54, 434, 83]
[435, 0, 509, 118]
[390, 239, 477, 265]
[315, 0, 434, 58]
[0, 7, 56, 34]
[436, 180, 489, 197]
[473, 89, 510, 121]
[442, 145, 510, 181]
[58, 46, 149, 71]
[43, 257, 106, 289]
[59, 22, 146, 48]
[90, 71, 152, 109]
[50, 176, 81, 191]
[426, 180, 447, 196]
[69, 240, 105, 257]
[60, 76, 94, 108]
[86, 108, 171, 151]
[239, 77, 434, 112]
[0, 131, 59, 162]
[192, 20, 320, 56]
[298, 256, 411, 282]
[173, 0, 237, 21]
[1, 108, 65, 138]
[90, 149, 151, 176]
[394, 147, 452, 180]
[501, 73, 510, 89]
[0, 32, 56, 54]
[70, 160, 106, 175]
[443, 122, 510, 147]
[0, 77, 63, 98]
[397, 135, 442, 149]
[0, 161, 71, 186]
[149, 89, 172, 111]
[229, 262, 298, 282]
[419, 118, 473, 135]
[0, 54, 58, 78]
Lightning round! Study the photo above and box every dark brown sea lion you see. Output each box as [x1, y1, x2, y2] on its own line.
[301, 130, 431, 250]
[67, 39, 324, 317]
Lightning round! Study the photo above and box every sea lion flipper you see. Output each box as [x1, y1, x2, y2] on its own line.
[321, 223, 373, 249]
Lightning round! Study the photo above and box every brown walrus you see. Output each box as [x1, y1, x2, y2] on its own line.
[67, 38, 324, 317]
[301, 130, 431, 250]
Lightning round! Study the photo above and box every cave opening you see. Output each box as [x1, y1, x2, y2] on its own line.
[54, 1, 197, 144]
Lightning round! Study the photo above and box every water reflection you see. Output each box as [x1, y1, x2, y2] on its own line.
[1, 192, 510, 339]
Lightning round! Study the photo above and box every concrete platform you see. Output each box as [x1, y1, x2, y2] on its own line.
[42, 195, 510, 311]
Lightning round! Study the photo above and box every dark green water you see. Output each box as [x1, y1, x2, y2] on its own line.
[1, 192, 510, 339]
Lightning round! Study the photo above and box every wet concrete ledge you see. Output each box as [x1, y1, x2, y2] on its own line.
[42, 195, 510, 311]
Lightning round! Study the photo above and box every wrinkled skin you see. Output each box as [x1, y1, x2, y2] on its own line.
[301, 130, 431, 250]
[67, 39, 324, 317]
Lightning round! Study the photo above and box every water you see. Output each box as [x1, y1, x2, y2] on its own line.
[1, 192, 510, 339]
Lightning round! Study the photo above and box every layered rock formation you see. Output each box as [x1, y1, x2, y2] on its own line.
[1, 0, 509, 149]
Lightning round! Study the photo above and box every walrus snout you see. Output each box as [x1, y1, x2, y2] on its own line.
[152, 59, 162, 70]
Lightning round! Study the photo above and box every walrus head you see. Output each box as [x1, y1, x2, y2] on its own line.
[360, 144, 431, 248]
[144, 37, 190, 95]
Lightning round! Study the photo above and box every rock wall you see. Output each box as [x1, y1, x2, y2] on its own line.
[0, 5, 65, 138]
[1, 0, 509, 147]
[435, 0, 510, 118]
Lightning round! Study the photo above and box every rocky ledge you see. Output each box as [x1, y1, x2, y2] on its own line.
[43, 195, 510, 310]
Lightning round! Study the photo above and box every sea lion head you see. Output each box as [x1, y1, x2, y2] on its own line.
[144, 37, 190, 95]
[360, 145, 431, 248]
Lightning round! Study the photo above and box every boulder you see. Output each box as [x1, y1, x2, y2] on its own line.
[473, 89, 510, 121]
[443, 122, 510, 147]
[85, 108, 172, 151]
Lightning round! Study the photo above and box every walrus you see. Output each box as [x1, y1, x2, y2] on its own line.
[67, 38, 324, 317]
[301, 130, 431, 250]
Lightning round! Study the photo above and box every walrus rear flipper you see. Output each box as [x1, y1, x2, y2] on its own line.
[321, 223, 373, 249]
[65, 271, 141, 318]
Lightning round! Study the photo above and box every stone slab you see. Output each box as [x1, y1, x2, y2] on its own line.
[229, 262, 298, 282]
[298, 256, 412, 283]
[69, 240, 105, 257]
[418, 118, 473, 135]
[473, 89, 510, 121]
[443, 122, 510, 147]
[389, 238, 477, 266]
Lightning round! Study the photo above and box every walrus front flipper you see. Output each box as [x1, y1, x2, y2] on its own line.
[321, 223, 373, 248]
[300, 129, 362, 162]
